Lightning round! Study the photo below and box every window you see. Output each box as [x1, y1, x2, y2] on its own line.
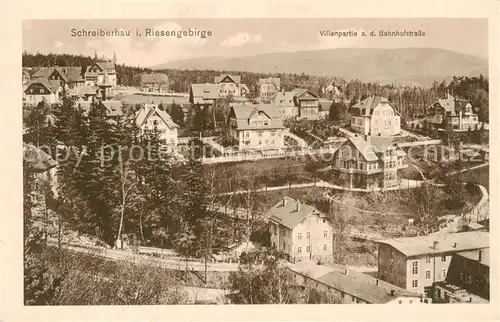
[271, 140, 275, 145]
[398, 300, 402, 304]
[258, 132, 263, 137]
[258, 140, 262, 145]
[306, 246, 310, 253]
[441, 269, 446, 279]
[264, 120, 269, 126]
[425, 270, 431, 279]
[297, 233, 302, 240]
[322, 219, 326, 223]
[412, 261, 418, 274]
[412, 280, 418, 288]
[324, 231, 328, 238]
[297, 246, 302, 254]
[40, 88, 45, 94]
[441, 255, 446, 262]
[323, 244, 327, 251]
[409, 300, 413, 304]
[306, 232, 310, 239]
[426, 257, 431, 263]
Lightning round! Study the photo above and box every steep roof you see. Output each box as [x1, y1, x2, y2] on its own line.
[266, 197, 325, 229]
[231, 103, 284, 130]
[214, 74, 241, 84]
[344, 136, 379, 162]
[24, 78, 60, 94]
[141, 73, 169, 84]
[69, 85, 98, 97]
[31, 67, 84, 83]
[190, 84, 220, 100]
[292, 88, 318, 99]
[102, 100, 123, 117]
[377, 231, 490, 258]
[351, 96, 395, 116]
[274, 91, 296, 106]
[135, 104, 179, 129]
[96, 61, 116, 72]
[434, 94, 472, 115]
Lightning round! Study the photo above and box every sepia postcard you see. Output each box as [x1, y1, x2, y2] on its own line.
[1, 0, 499, 321]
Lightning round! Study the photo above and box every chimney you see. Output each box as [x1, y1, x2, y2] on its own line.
[344, 268, 348, 275]
[282, 198, 287, 207]
[296, 201, 301, 212]
[478, 250, 482, 262]
[452, 242, 457, 248]
[390, 290, 396, 296]
[376, 279, 379, 286]
[433, 241, 439, 250]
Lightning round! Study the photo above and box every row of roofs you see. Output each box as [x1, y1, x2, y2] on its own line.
[377, 231, 490, 258]
[289, 260, 422, 304]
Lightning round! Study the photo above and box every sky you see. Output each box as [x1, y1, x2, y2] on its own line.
[23, 18, 488, 67]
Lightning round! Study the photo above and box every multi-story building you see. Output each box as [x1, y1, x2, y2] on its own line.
[377, 231, 489, 297]
[31, 66, 85, 88]
[290, 260, 423, 304]
[433, 249, 489, 303]
[84, 61, 117, 87]
[293, 88, 320, 120]
[258, 77, 280, 102]
[135, 104, 179, 153]
[140, 73, 169, 93]
[350, 96, 401, 136]
[23, 78, 62, 105]
[227, 103, 285, 151]
[213, 74, 249, 99]
[274, 91, 297, 119]
[328, 136, 407, 189]
[267, 197, 334, 263]
[427, 93, 480, 131]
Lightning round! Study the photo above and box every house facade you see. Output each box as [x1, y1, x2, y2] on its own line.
[140, 73, 169, 93]
[267, 197, 334, 263]
[433, 249, 489, 303]
[427, 94, 480, 131]
[293, 88, 320, 120]
[214, 74, 249, 99]
[329, 136, 407, 190]
[377, 232, 490, 297]
[85, 61, 117, 87]
[228, 103, 285, 151]
[189, 84, 220, 109]
[258, 77, 280, 102]
[31, 66, 85, 89]
[23, 79, 61, 105]
[274, 91, 298, 119]
[350, 96, 401, 136]
[135, 104, 179, 152]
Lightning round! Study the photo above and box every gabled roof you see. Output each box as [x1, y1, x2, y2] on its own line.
[214, 74, 241, 84]
[266, 197, 326, 229]
[69, 85, 98, 97]
[231, 103, 283, 130]
[274, 91, 296, 106]
[135, 104, 179, 129]
[457, 250, 489, 267]
[343, 136, 379, 162]
[98, 70, 114, 87]
[24, 78, 60, 94]
[141, 73, 169, 84]
[377, 231, 490, 258]
[102, 100, 123, 117]
[31, 67, 83, 83]
[191, 84, 220, 100]
[292, 88, 319, 99]
[351, 96, 395, 116]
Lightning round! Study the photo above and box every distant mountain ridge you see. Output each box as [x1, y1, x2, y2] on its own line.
[153, 48, 488, 86]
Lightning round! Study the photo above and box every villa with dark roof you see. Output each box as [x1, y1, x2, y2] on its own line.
[189, 83, 220, 109]
[84, 61, 116, 87]
[213, 74, 249, 99]
[140, 73, 169, 93]
[426, 93, 480, 131]
[267, 197, 334, 263]
[23, 78, 62, 105]
[228, 103, 285, 151]
[327, 135, 407, 189]
[350, 95, 401, 136]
